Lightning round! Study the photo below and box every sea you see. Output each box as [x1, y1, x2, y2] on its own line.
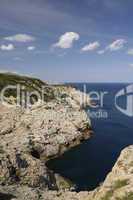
[47, 83, 133, 191]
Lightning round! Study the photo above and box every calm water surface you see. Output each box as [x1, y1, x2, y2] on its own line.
[47, 83, 133, 191]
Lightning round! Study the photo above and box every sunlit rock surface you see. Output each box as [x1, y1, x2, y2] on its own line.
[1, 75, 133, 200]
[0, 74, 92, 193]
[86, 145, 133, 200]
[1, 145, 133, 200]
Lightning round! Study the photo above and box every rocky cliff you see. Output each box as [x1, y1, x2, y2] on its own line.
[86, 145, 133, 200]
[0, 73, 132, 200]
[0, 73, 92, 199]
[0, 146, 133, 200]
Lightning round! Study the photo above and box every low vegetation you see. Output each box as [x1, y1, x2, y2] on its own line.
[101, 179, 128, 200]
[0, 73, 56, 103]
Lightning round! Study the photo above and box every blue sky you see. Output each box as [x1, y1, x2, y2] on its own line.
[0, 0, 133, 83]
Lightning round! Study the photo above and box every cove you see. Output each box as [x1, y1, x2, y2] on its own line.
[47, 83, 133, 191]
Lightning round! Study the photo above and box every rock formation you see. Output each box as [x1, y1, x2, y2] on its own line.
[1, 146, 133, 200]
[0, 73, 92, 199]
[86, 145, 133, 200]
[1, 73, 132, 200]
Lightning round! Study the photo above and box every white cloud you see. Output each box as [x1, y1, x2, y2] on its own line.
[4, 34, 35, 43]
[97, 39, 126, 54]
[81, 41, 100, 52]
[0, 44, 15, 51]
[13, 57, 23, 61]
[127, 49, 133, 55]
[27, 46, 36, 51]
[97, 50, 105, 54]
[53, 32, 79, 49]
[107, 39, 126, 51]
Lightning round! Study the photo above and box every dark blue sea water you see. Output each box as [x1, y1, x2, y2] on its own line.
[47, 83, 133, 191]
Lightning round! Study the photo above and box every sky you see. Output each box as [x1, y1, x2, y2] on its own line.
[0, 0, 133, 83]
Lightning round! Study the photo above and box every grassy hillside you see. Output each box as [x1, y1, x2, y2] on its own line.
[0, 73, 47, 92]
[0, 73, 56, 103]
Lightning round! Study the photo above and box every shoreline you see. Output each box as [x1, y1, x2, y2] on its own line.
[0, 74, 133, 200]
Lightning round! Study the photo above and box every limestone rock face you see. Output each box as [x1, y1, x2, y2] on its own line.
[41, 145, 133, 200]
[86, 145, 133, 200]
[1, 74, 133, 200]
[0, 186, 90, 200]
[0, 84, 92, 190]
